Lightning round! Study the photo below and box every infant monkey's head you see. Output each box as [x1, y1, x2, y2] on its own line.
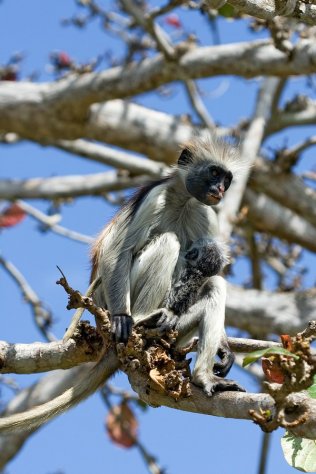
[184, 238, 228, 277]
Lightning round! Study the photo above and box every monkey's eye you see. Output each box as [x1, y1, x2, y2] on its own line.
[224, 172, 233, 190]
[185, 247, 199, 261]
[211, 168, 219, 177]
[224, 177, 231, 190]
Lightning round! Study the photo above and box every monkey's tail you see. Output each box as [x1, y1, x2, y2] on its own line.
[0, 350, 119, 433]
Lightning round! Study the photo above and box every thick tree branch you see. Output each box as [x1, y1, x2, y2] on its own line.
[0, 334, 280, 375]
[129, 373, 316, 439]
[226, 285, 316, 335]
[2, 279, 316, 376]
[251, 159, 316, 228]
[244, 189, 316, 253]
[0, 364, 93, 470]
[0, 338, 100, 374]
[219, 77, 281, 239]
[0, 172, 148, 200]
[2, 40, 316, 139]
[223, 1, 316, 25]
[55, 139, 167, 177]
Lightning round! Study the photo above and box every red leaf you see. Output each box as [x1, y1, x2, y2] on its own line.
[106, 402, 138, 448]
[262, 356, 285, 384]
[0, 204, 26, 228]
[57, 52, 72, 68]
[280, 334, 293, 351]
[165, 14, 182, 29]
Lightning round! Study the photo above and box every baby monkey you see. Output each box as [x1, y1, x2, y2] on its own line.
[140, 238, 245, 394]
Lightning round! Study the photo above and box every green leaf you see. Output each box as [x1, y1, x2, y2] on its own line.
[307, 375, 316, 399]
[242, 347, 299, 367]
[281, 432, 316, 472]
[218, 4, 236, 18]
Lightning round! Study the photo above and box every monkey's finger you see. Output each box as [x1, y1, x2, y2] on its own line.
[213, 380, 246, 393]
[120, 316, 132, 344]
[113, 315, 133, 344]
[126, 316, 133, 337]
[111, 318, 118, 338]
[115, 317, 122, 343]
[120, 320, 128, 344]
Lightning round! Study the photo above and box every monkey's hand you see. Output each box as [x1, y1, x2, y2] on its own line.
[111, 313, 133, 344]
[137, 308, 178, 335]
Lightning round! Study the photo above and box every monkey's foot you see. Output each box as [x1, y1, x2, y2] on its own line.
[192, 372, 245, 396]
[136, 308, 178, 335]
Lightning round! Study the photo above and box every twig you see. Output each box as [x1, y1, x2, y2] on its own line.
[62, 276, 102, 342]
[101, 391, 165, 474]
[271, 78, 287, 115]
[246, 227, 263, 290]
[258, 432, 271, 474]
[297, 321, 316, 340]
[120, 0, 176, 59]
[0, 256, 56, 342]
[16, 200, 93, 245]
[303, 171, 316, 181]
[249, 326, 316, 433]
[150, 0, 185, 20]
[275, 136, 316, 171]
[184, 80, 216, 130]
[102, 383, 140, 402]
[0, 375, 20, 393]
[55, 139, 167, 177]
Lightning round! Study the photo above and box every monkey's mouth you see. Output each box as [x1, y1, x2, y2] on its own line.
[207, 193, 223, 203]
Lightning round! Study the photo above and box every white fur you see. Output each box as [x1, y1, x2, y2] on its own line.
[0, 137, 243, 432]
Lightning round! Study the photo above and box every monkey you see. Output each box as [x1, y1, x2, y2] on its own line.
[139, 237, 243, 390]
[0, 135, 246, 432]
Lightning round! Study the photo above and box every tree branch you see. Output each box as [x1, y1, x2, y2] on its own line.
[16, 200, 93, 244]
[0, 364, 93, 470]
[244, 189, 316, 253]
[55, 139, 167, 177]
[226, 285, 316, 335]
[219, 77, 281, 239]
[0, 172, 148, 200]
[2, 40, 316, 139]
[222, 1, 316, 25]
[250, 159, 316, 228]
[0, 256, 56, 342]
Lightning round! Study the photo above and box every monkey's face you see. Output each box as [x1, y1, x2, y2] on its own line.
[185, 162, 233, 206]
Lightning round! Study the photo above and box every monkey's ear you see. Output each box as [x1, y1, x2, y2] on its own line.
[178, 148, 193, 166]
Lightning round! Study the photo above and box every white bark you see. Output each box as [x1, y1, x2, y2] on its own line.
[226, 285, 316, 335]
[0, 171, 148, 200]
[224, 0, 316, 25]
[219, 77, 280, 239]
[2, 40, 316, 142]
[244, 190, 316, 253]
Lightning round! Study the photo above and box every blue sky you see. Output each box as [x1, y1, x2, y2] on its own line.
[0, 1, 315, 473]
